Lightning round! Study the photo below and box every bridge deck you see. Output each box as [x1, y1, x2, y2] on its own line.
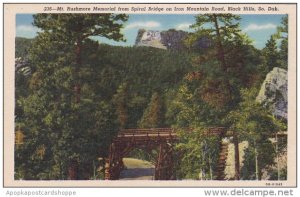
[114, 128, 287, 142]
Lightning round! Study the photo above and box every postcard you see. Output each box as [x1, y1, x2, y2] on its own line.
[3, 3, 297, 187]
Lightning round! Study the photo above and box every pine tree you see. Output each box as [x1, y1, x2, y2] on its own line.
[276, 15, 288, 69]
[262, 36, 280, 73]
[113, 83, 129, 129]
[138, 92, 165, 128]
[168, 83, 221, 179]
[16, 14, 127, 180]
[33, 14, 128, 103]
[182, 14, 260, 179]
[225, 88, 285, 180]
[187, 14, 258, 109]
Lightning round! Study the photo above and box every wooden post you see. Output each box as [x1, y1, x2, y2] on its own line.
[155, 143, 164, 180]
[104, 158, 110, 180]
[165, 144, 174, 180]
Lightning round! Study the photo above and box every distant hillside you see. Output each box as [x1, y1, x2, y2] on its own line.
[15, 37, 193, 128]
[15, 37, 33, 58]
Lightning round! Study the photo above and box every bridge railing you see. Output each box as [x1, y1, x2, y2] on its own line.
[176, 127, 227, 136]
[119, 128, 175, 133]
[116, 127, 285, 139]
[118, 128, 176, 138]
[117, 127, 228, 138]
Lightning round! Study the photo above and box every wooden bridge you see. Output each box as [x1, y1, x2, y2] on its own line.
[104, 128, 287, 180]
[104, 127, 228, 180]
[105, 128, 178, 180]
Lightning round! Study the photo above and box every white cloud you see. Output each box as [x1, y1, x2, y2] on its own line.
[125, 21, 161, 30]
[16, 25, 39, 32]
[175, 23, 192, 31]
[243, 23, 277, 32]
[16, 25, 41, 38]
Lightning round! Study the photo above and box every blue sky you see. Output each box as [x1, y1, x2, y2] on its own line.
[16, 14, 285, 49]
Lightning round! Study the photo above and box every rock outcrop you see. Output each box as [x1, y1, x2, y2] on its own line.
[256, 67, 287, 119]
[15, 57, 31, 76]
[160, 29, 189, 50]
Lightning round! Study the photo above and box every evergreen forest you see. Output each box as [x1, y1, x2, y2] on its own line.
[15, 14, 288, 181]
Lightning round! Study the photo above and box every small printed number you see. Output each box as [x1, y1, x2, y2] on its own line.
[266, 182, 283, 186]
[44, 7, 52, 11]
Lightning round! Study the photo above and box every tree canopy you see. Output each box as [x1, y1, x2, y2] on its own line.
[15, 14, 288, 181]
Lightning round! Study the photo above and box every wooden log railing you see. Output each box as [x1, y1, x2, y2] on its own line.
[117, 127, 227, 137]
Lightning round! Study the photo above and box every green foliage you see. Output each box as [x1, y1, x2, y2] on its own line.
[186, 14, 261, 109]
[166, 14, 260, 178]
[241, 141, 276, 180]
[15, 22, 192, 179]
[15, 14, 127, 180]
[167, 82, 226, 127]
[190, 14, 241, 40]
[175, 127, 220, 180]
[225, 88, 286, 179]
[138, 92, 165, 128]
[127, 148, 157, 164]
[269, 165, 287, 180]
[255, 16, 288, 90]
[260, 36, 281, 76]
[264, 36, 280, 67]
[225, 88, 285, 140]
[33, 14, 128, 42]
[166, 82, 223, 179]
[169, 14, 284, 180]
[276, 15, 288, 70]
[15, 37, 33, 58]
[15, 14, 288, 180]
[113, 83, 129, 129]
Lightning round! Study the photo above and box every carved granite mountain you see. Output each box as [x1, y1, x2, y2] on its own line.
[256, 67, 287, 119]
[135, 29, 189, 50]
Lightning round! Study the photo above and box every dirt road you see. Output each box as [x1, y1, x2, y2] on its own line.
[119, 158, 154, 180]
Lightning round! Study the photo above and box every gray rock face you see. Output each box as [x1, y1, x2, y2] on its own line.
[256, 67, 287, 119]
[135, 29, 188, 50]
[135, 29, 167, 49]
[160, 29, 189, 50]
[15, 57, 31, 76]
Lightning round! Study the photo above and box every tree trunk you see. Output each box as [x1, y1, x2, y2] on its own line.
[255, 147, 259, 180]
[74, 38, 82, 103]
[254, 140, 261, 180]
[212, 14, 228, 71]
[68, 37, 83, 180]
[212, 14, 233, 103]
[68, 160, 79, 180]
[233, 131, 240, 180]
